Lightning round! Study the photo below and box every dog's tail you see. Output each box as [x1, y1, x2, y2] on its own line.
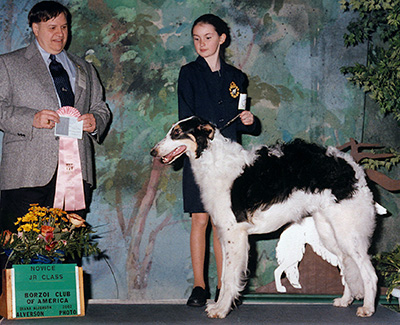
[375, 203, 387, 215]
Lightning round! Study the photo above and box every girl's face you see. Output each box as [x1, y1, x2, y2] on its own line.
[192, 23, 226, 60]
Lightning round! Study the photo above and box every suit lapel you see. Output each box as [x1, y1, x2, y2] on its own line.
[25, 43, 59, 108]
[24, 43, 87, 111]
[68, 54, 86, 109]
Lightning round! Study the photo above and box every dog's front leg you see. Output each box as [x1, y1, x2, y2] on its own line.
[206, 225, 249, 319]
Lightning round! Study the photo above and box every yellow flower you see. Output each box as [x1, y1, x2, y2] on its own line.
[22, 212, 38, 223]
[18, 224, 33, 232]
[49, 208, 65, 217]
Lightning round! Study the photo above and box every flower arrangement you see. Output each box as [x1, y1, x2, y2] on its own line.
[0, 204, 101, 265]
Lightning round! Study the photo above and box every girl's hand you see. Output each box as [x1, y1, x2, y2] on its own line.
[240, 111, 254, 126]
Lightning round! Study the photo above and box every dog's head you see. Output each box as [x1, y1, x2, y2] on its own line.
[150, 116, 215, 164]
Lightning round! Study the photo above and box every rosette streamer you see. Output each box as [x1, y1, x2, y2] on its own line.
[54, 106, 86, 211]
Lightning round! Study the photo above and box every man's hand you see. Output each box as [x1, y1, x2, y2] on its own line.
[78, 113, 96, 133]
[33, 110, 60, 129]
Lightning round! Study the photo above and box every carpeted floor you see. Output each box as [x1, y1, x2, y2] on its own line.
[1, 302, 399, 324]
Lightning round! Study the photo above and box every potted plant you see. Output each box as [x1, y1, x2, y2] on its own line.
[373, 245, 400, 306]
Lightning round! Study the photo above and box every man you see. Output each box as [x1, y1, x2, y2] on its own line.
[0, 1, 111, 232]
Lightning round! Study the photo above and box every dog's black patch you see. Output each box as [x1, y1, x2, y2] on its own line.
[231, 139, 357, 223]
[177, 117, 215, 158]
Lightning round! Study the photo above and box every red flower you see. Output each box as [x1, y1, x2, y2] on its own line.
[45, 241, 57, 252]
[41, 225, 54, 237]
[45, 231, 54, 243]
[1, 230, 13, 245]
[40, 225, 55, 245]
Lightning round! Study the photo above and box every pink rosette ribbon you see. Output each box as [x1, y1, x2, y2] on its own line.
[53, 106, 86, 211]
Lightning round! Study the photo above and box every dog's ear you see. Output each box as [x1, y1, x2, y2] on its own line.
[197, 123, 215, 140]
[194, 121, 215, 158]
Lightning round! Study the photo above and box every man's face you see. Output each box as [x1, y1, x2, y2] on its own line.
[32, 13, 68, 54]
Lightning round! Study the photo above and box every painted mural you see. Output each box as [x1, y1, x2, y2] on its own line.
[0, 0, 398, 301]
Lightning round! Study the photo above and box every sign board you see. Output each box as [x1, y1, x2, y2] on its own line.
[0, 265, 84, 319]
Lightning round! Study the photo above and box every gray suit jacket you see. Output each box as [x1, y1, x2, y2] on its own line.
[0, 42, 111, 190]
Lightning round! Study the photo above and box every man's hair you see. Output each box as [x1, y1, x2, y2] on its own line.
[28, 1, 71, 27]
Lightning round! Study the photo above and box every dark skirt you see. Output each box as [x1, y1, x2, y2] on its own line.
[182, 157, 206, 213]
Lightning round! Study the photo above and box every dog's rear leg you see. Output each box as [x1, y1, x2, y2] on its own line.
[333, 280, 353, 308]
[337, 253, 377, 317]
[321, 212, 377, 317]
[354, 256, 377, 317]
[206, 226, 248, 319]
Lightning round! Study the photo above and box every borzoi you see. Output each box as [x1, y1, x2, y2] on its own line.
[150, 116, 378, 319]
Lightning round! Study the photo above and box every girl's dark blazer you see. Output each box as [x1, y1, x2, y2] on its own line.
[178, 56, 261, 213]
[178, 56, 260, 141]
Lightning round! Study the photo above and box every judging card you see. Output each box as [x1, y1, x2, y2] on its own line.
[238, 93, 247, 110]
[55, 116, 83, 139]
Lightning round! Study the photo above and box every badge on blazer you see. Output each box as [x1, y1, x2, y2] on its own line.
[229, 81, 240, 98]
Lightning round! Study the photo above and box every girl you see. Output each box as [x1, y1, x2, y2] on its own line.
[178, 14, 260, 307]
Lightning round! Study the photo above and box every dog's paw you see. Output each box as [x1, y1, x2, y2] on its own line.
[206, 302, 229, 319]
[333, 297, 352, 308]
[356, 306, 374, 317]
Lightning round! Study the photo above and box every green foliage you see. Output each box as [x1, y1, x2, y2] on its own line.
[374, 245, 400, 299]
[362, 148, 400, 170]
[340, 0, 400, 120]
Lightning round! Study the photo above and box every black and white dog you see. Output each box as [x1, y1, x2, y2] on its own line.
[151, 116, 377, 319]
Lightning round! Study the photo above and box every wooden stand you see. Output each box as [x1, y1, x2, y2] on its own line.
[0, 268, 13, 318]
[0, 267, 85, 319]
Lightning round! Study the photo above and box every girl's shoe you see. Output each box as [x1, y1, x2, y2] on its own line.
[187, 286, 208, 307]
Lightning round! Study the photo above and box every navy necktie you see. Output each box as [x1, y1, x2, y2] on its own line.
[49, 54, 74, 107]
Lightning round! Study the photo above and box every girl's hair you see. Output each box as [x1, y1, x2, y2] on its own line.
[191, 14, 231, 51]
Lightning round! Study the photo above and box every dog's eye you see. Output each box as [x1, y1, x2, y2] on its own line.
[171, 128, 181, 138]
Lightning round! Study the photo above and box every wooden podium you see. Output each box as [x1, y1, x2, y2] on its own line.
[0, 268, 13, 318]
[0, 265, 85, 320]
